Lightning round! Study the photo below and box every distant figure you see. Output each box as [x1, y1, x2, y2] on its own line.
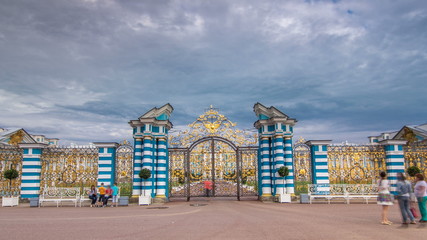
[396, 172, 415, 225]
[111, 183, 119, 207]
[377, 171, 393, 225]
[414, 173, 427, 222]
[204, 180, 213, 197]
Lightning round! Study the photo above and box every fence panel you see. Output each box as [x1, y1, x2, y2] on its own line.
[0, 146, 23, 196]
[328, 145, 386, 184]
[40, 147, 98, 191]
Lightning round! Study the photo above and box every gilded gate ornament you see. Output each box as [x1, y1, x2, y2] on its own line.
[169, 106, 257, 147]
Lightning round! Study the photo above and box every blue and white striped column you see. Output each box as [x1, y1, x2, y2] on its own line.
[273, 135, 285, 195]
[306, 140, 332, 193]
[260, 137, 272, 197]
[155, 137, 168, 198]
[284, 137, 294, 194]
[19, 143, 46, 199]
[132, 138, 143, 196]
[380, 140, 406, 195]
[142, 136, 154, 197]
[93, 143, 118, 187]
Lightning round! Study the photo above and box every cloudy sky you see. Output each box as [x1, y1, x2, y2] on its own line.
[1, 0, 426, 145]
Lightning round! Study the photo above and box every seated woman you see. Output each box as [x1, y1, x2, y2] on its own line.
[87, 185, 97, 207]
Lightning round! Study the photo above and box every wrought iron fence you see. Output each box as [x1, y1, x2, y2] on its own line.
[293, 141, 312, 194]
[328, 145, 386, 184]
[238, 147, 258, 197]
[0, 146, 23, 196]
[169, 149, 188, 198]
[40, 146, 98, 191]
[404, 141, 427, 177]
[115, 142, 134, 197]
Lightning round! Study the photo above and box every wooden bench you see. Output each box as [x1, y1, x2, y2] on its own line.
[39, 187, 80, 207]
[308, 184, 378, 204]
[79, 187, 120, 207]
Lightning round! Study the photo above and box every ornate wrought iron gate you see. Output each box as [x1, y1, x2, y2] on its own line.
[168, 137, 258, 200]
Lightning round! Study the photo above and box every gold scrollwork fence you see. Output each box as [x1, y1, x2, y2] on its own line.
[0, 146, 23, 196]
[40, 147, 98, 190]
[328, 145, 386, 184]
[293, 141, 312, 194]
[404, 141, 427, 177]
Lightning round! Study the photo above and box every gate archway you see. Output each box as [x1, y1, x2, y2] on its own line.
[168, 106, 258, 201]
[188, 136, 237, 198]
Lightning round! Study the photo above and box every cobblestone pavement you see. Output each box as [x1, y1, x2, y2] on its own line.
[0, 199, 425, 240]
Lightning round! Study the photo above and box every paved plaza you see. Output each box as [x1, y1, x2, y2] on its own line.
[0, 199, 425, 240]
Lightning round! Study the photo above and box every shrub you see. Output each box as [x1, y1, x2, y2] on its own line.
[139, 168, 151, 179]
[407, 166, 421, 177]
[278, 166, 289, 177]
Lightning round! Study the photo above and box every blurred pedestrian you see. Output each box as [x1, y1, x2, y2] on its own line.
[396, 172, 416, 225]
[414, 173, 427, 222]
[377, 171, 393, 225]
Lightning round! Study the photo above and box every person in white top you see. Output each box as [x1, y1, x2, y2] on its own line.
[377, 171, 393, 225]
[414, 173, 427, 222]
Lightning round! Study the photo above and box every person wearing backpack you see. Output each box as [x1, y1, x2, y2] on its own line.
[396, 172, 416, 225]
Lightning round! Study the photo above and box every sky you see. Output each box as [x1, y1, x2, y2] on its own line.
[0, 0, 426, 145]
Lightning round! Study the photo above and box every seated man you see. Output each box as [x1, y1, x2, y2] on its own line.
[103, 185, 113, 207]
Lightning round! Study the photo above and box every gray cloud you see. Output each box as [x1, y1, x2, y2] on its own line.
[1, 0, 426, 145]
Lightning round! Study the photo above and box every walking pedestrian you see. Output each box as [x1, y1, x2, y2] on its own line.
[396, 172, 416, 225]
[414, 173, 427, 222]
[377, 171, 393, 225]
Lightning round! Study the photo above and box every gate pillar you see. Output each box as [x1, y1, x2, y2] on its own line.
[253, 103, 297, 201]
[379, 140, 406, 195]
[18, 143, 47, 199]
[93, 142, 119, 187]
[129, 104, 173, 201]
[306, 140, 332, 188]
